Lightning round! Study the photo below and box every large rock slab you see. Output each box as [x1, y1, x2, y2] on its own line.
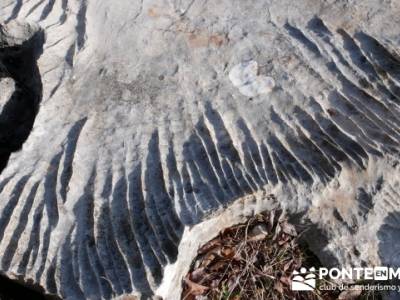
[0, 0, 400, 299]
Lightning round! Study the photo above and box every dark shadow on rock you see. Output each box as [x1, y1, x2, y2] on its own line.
[0, 273, 54, 300]
[378, 212, 400, 267]
[378, 212, 400, 299]
[288, 213, 340, 268]
[0, 23, 44, 174]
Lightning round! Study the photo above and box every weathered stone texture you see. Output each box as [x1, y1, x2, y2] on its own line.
[0, 0, 400, 299]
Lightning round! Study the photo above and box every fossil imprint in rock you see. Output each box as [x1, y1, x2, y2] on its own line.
[1, 0, 400, 299]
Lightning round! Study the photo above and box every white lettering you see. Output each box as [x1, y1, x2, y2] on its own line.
[353, 267, 363, 279]
[389, 268, 400, 279]
[329, 268, 340, 280]
[364, 268, 373, 280]
[341, 268, 353, 280]
[319, 268, 329, 279]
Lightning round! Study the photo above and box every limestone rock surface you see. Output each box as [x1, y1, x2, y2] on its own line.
[1, 0, 400, 299]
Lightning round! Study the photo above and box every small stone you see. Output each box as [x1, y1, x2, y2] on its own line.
[249, 224, 269, 241]
[229, 60, 275, 97]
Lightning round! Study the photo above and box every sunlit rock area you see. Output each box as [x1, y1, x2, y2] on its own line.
[0, 0, 400, 299]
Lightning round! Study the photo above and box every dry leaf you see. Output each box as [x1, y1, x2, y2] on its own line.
[281, 222, 297, 237]
[248, 233, 267, 242]
[200, 253, 217, 268]
[209, 261, 227, 272]
[221, 246, 235, 258]
[278, 234, 289, 245]
[274, 281, 284, 294]
[251, 224, 268, 235]
[184, 275, 209, 296]
[283, 261, 292, 272]
[198, 238, 221, 255]
[210, 279, 220, 288]
[280, 276, 291, 286]
[190, 267, 205, 282]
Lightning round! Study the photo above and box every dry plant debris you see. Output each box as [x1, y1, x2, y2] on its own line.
[181, 211, 376, 300]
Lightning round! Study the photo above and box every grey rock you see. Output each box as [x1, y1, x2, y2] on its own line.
[0, 77, 15, 114]
[0, 0, 399, 299]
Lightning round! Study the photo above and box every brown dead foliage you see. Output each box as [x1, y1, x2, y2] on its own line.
[182, 210, 341, 300]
